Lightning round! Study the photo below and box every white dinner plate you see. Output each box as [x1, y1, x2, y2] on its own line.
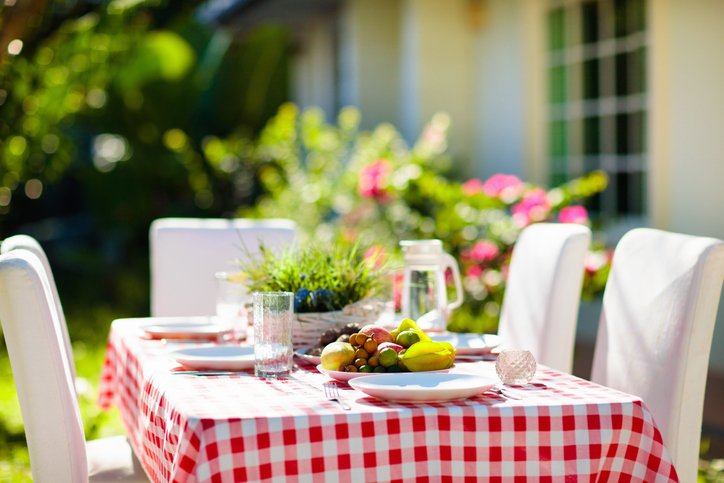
[170, 345, 255, 371]
[316, 364, 452, 383]
[430, 332, 500, 355]
[141, 318, 233, 340]
[294, 346, 322, 365]
[349, 372, 496, 403]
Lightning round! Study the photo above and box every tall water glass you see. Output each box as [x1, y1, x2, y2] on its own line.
[215, 272, 249, 340]
[253, 292, 294, 378]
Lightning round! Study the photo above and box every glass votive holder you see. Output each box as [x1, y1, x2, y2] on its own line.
[495, 349, 536, 385]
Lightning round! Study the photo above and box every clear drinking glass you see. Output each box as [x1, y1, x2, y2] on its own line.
[215, 272, 249, 340]
[253, 292, 294, 378]
[495, 349, 537, 385]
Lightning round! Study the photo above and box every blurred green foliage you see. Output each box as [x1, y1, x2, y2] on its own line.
[0, 0, 291, 321]
[0, 1, 289, 222]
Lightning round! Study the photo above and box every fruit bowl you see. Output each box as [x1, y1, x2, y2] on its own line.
[316, 364, 453, 383]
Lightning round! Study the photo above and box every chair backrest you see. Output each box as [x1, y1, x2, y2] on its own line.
[1, 235, 76, 382]
[498, 222, 591, 373]
[150, 217, 297, 316]
[0, 250, 88, 483]
[591, 228, 724, 480]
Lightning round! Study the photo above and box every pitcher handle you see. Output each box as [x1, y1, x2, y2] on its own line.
[443, 253, 463, 311]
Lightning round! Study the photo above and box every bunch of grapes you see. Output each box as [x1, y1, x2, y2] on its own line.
[306, 323, 360, 356]
[341, 333, 403, 373]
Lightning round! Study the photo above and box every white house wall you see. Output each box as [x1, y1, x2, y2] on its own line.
[473, 0, 544, 182]
[399, 0, 475, 170]
[291, 16, 338, 118]
[338, 0, 402, 128]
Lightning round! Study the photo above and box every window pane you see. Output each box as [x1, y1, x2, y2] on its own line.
[628, 111, 644, 154]
[549, 65, 567, 104]
[546, 0, 647, 218]
[614, 0, 629, 37]
[548, 8, 566, 51]
[616, 170, 645, 214]
[615, 53, 629, 96]
[616, 113, 629, 154]
[584, 116, 600, 154]
[600, 56, 615, 97]
[630, 0, 645, 32]
[585, 192, 602, 214]
[583, 59, 600, 99]
[630, 47, 646, 94]
[581, 1, 599, 44]
[616, 171, 629, 213]
[550, 120, 568, 157]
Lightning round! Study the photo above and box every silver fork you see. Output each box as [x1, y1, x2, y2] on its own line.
[323, 382, 351, 410]
[492, 385, 523, 400]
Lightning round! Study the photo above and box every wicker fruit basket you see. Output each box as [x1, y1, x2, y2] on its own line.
[292, 299, 386, 349]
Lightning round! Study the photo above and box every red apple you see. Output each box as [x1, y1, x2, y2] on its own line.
[377, 342, 404, 354]
[359, 324, 393, 345]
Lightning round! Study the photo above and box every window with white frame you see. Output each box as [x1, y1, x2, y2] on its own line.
[547, 0, 646, 219]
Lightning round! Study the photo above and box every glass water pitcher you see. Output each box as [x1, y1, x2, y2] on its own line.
[400, 239, 463, 332]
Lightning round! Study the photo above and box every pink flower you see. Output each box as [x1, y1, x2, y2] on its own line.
[482, 174, 523, 200]
[469, 240, 499, 262]
[358, 159, 393, 202]
[558, 205, 589, 224]
[466, 265, 483, 278]
[364, 245, 386, 269]
[393, 271, 404, 311]
[584, 249, 613, 275]
[511, 188, 551, 226]
[462, 178, 484, 196]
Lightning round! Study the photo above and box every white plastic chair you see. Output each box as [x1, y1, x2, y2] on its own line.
[591, 228, 724, 481]
[0, 250, 148, 482]
[1, 235, 76, 383]
[497, 222, 591, 373]
[150, 217, 297, 316]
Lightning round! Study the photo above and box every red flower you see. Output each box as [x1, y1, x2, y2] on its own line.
[558, 205, 589, 224]
[511, 188, 551, 226]
[468, 240, 500, 262]
[482, 174, 523, 200]
[358, 159, 393, 202]
[462, 178, 484, 196]
[466, 265, 483, 278]
[393, 271, 404, 311]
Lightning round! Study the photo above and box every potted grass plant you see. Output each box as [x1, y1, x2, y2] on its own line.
[240, 244, 387, 348]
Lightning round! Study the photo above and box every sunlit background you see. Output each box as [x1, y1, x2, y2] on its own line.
[1, 0, 723, 480]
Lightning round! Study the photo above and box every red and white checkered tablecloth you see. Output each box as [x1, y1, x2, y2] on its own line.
[99, 317, 679, 482]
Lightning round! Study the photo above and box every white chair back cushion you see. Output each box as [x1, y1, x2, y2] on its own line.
[0, 250, 88, 483]
[1, 235, 76, 382]
[591, 228, 724, 480]
[498, 222, 591, 373]
[150, 218, 297, 316]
